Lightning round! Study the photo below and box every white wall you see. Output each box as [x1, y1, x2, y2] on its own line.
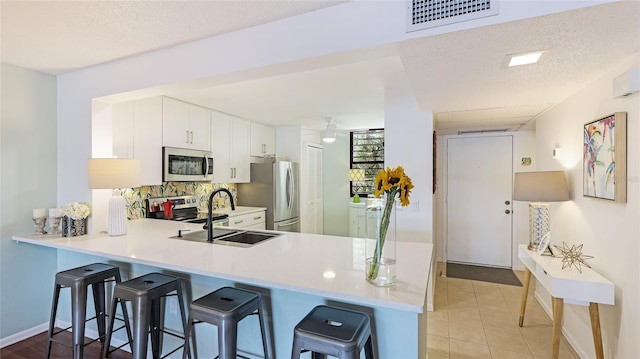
[0, 63, 58, 342]
[323, 134, 350, 236]
[534, 52, 639, 358]
[384, 85, 435, 310]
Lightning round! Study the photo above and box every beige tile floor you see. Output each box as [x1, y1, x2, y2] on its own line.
[427, 263, 580, 359]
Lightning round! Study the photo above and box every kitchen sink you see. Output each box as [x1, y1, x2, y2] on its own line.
[170, 228, 279, 247]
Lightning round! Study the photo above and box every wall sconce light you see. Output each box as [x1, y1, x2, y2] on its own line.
[88, 158, 141, 236]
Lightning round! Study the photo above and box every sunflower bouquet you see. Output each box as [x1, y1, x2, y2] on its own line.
[366, 166, 414, 283]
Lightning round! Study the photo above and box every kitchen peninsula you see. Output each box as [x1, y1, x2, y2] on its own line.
[13, 219, 432, 358]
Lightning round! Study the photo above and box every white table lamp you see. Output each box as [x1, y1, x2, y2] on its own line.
[513, 171, 569, 250]
[88, 158, 141, 236]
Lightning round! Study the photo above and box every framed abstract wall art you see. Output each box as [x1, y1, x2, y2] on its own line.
[583, 112, 627, 203]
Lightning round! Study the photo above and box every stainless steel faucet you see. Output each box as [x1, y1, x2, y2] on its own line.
[207, 188, 235, 242]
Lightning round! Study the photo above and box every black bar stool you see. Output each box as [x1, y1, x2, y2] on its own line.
[182, 286, 269, 359]
[103, 273, 189, 359]
[46, 263, 132, 359]
[291, 305, 375, 359]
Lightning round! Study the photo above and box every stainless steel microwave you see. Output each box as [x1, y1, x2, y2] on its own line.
[162, 147, 213, 182]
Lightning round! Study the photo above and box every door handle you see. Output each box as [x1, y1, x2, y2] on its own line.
[505, 209, 511, 214]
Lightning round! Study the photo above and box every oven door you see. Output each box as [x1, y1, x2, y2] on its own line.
[163, 147, 214, 182]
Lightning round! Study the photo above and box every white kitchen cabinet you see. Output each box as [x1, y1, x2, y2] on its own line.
[112, 101, 134, 160]
[250, 122, 275, 157]
[111, 96, 163, 186]
[228, 211, 266, 229]
[348, 202, 366, 238]
[211, 112, 250, 183]
[162, 97, 211, 151]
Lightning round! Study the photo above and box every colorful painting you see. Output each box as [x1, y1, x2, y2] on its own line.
[583, 112, 627, 203]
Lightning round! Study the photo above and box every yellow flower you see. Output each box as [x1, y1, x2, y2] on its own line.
[398, 176, 414, 206]
[374, 170, 390, 197]
[373, 165, 413, 206]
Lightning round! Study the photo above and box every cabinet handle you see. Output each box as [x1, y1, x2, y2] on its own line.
[254, 216, 262, 220]
[185, 130, 189, 144]
[262, 144, 266, 154]
[234, 220, 244, 224]
[190, 131, 194, 144]
[231, 168, 234, 178]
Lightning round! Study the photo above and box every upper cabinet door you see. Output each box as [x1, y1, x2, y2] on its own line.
[231, 118, 251, 182]
[250, 122, 275, 157]
[189, 105, 211, 151]
[162, 97, 191, 149]
[162, 97, 212, 151]
[211, 112, 232, 183]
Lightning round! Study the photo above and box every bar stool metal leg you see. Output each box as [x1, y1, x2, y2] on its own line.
[45, 282, 62, 359]
[70, 281, 89, 359]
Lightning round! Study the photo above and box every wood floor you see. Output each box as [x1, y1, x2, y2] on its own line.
[0, 329, 131, 359]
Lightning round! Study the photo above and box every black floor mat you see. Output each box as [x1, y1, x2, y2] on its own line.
[446, 262, 522, 286]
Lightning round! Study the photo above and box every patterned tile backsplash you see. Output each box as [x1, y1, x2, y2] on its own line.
[123, 182, 237, 219]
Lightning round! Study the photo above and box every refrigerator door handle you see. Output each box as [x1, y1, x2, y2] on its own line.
[286, 167, 293, 209]
[288, 167, 295, 210]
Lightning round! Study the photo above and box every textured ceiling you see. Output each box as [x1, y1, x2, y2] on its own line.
[399, 1, 640, 133]
[1, 1, 639, 134]
[0, 0, 345, 74]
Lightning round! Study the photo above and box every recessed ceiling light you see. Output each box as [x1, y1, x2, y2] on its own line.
[503, 51, 547, 68]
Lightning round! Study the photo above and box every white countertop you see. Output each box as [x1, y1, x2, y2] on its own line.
[13, 219, 432, 313]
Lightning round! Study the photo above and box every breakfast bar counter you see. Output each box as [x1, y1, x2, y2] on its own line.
[14, 219, 432, 358]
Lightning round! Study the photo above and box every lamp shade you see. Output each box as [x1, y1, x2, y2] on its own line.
[513, 171, 569, 202]
[88, 158, 141, 189]
[348, 169, 365, 181]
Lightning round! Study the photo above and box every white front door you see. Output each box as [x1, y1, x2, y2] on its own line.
[447, 135, 513, 267]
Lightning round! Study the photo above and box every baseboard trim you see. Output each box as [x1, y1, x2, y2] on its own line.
[0, 322, 49, 349]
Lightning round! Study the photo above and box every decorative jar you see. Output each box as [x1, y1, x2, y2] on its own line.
[62, 216, 87, 237]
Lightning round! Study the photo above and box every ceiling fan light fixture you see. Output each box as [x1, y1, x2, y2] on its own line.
[322, 117, 337, 143]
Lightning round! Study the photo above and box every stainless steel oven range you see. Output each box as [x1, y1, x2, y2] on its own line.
[145, 195, 229, 226]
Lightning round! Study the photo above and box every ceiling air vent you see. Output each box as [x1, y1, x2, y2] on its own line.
[407, 0, 499, 32]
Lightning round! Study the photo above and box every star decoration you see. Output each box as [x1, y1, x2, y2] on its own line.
[553, 242, 594, 273]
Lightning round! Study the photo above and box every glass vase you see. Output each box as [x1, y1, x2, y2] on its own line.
[364, 197, 397, 286]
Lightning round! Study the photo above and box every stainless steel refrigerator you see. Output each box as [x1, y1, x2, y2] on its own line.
[237, 160, 300, 232]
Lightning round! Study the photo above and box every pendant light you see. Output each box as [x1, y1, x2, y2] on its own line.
[322, 117, 337, 143]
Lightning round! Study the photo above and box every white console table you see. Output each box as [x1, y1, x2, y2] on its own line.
[518, 245, 614, 359]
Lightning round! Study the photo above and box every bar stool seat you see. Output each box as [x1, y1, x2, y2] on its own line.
[46, 263, 132, 359]
[103, 273, 189, 359]
[182, 286, 269, 359]
[291, 305, 375, 359]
